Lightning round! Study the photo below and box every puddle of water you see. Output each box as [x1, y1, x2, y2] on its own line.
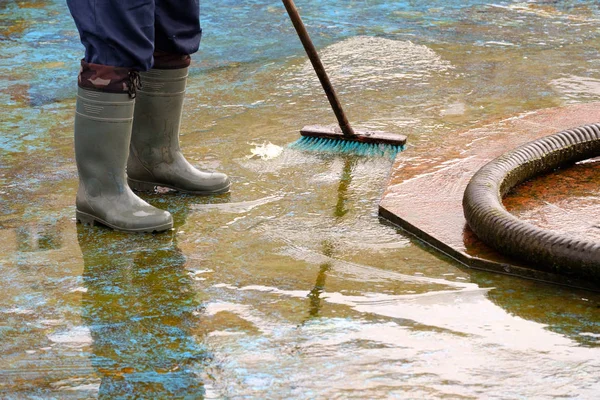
[504, 160, 600, 242]
[1, 0, 600, 398]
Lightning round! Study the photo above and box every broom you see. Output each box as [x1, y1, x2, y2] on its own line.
[282, 0, 407, 158]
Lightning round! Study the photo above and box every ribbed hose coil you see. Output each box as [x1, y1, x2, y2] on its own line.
[463, 123, 600, 284]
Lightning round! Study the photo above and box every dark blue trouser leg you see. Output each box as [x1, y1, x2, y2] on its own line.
[67, 0, 201, 71]
[155, 0, 202, 56]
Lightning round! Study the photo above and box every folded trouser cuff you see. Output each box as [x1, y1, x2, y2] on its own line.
[78, 60, 134, 94]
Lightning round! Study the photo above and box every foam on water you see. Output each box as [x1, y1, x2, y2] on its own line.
[282, 36, 454, 93]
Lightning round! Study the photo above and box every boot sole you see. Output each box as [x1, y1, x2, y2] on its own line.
[76, 210, 173, 233]
[127, 178, 231, 195]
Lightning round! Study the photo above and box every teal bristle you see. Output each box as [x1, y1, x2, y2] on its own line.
[290, 136, 404, 160]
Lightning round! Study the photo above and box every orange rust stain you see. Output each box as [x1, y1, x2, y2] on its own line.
[2, 84, 30, 105]
[97, 367, 127, 378]
[503, 160, 600, 241]
[0, 19, 29, 38]
[156, 365, 180, 373]
[505, 162, 600, 211]
[16, 0, 50, 9]
[34, 62, 66, 70]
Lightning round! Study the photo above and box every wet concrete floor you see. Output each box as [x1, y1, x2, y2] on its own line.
[1, 0, 600, 398]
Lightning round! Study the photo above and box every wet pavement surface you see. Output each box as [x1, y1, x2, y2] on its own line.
[380, 102, 600, 290]
[1, 0, 600, 399]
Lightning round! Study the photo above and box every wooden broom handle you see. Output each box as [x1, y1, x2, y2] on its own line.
[281, 0, 356, 137]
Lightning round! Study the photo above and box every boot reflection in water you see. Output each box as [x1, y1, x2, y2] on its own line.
[78, 227, 207, 398]
[67, 0, 230, 233]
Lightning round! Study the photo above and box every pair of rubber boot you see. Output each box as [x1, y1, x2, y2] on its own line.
[74, 68, 230, 233]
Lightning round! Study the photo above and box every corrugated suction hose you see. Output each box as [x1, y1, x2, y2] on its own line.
[463, 123, 600, 283]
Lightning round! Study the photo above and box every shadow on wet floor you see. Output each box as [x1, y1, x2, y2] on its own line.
[77, 224, 206, 398]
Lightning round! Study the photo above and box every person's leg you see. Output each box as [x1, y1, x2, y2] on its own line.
[154, 0, 202, 63]
[67, 0, 173, 232]
[67, 0, 156, 70]
[127, 0, 230, 194]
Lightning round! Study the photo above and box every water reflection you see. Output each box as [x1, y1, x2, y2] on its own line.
[466, 268, 600, 347]
[333, 158, 357, 219]
[78, 226, 206, 398]
[307, 241, 333, 319]
[307, 157, 356, 319]
[15, 223, 63, 253]
[403, 232, 600, 347]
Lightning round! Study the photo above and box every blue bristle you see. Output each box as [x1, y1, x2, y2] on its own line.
[290, 136, 404, 160]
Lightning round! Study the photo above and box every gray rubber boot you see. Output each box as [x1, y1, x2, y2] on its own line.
[127, 68, 231, 194]
[74, 88, 173, 232]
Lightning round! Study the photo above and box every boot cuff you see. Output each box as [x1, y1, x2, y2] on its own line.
[153, 50, 192, 70]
